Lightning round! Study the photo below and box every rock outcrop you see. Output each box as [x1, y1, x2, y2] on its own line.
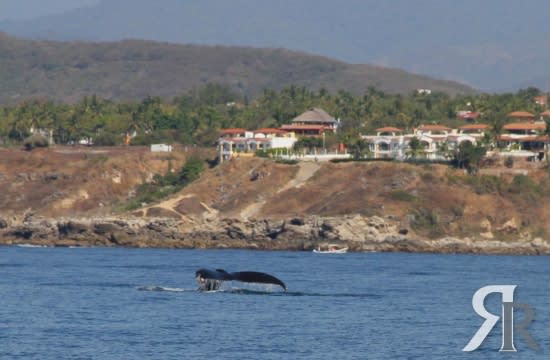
[2, 214, 550, 255]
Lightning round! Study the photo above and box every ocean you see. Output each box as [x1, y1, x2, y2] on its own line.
[1, 246, 548, 359]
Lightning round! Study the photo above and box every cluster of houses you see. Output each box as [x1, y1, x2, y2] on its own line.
[218, 108, 550, 162]
[217, 108, 339, 162]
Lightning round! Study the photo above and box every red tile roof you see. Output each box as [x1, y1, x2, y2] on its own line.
[253, 128, 288, 134]
[376, 126, 404, 133]
[503, 122, 545, 131]
[498, 135, 549, 142]
[459, 124, 489, 130]
[280, 124, 327, 131]
[417, 124, 452, 131]
[507, 111, 535, 118]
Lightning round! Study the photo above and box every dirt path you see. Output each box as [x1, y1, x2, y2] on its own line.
[240, 161, 321, 219]
[141, 193, 194, 219]
[277, 161, 320, 193]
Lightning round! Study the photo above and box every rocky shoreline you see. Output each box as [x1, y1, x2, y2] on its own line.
[1, 214, 549, 255]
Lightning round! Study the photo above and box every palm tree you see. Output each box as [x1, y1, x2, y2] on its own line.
[406, 137, 424, 160]
[487, 114, 506, 149]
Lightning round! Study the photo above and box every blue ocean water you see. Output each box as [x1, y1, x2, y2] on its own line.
[0, 247, 548, 359]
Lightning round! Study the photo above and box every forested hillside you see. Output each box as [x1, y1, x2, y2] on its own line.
[0, 33, 475, 104]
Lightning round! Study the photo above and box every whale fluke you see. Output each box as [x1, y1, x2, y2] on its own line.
[195, 268, 286, 291]
[229, 271, 287, 291]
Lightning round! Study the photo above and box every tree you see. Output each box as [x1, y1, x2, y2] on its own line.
[452, 141, 487, 174]
[294, 137, 323, 153]
[406, 137, 424, 160]
[347, 138, 371, 160]
[179, 157, 205, 183]
[487, 114, 506, 149]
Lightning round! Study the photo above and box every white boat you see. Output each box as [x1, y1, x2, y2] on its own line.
[313, 245, 348, 254]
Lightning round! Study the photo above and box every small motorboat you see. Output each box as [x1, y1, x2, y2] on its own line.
[312, 245, 348, 254]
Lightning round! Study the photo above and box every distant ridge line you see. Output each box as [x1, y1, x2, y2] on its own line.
[0, 34, 476, 104]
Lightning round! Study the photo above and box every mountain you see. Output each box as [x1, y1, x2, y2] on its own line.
[1, 0, 550, 92]
[0, 34, 474, 104]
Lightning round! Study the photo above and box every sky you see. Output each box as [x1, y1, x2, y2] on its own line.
[0, 0, 99, 21]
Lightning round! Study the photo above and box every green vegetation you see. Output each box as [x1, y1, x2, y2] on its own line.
[451, 142, 487, 174]
[388, 190, 418, 202]
[275, 159, 299, 165]
[410, 208, 444, 238]
[447, 172, 549, 201]
[447, 173, 505, 195]
[125, 157, 205, 210]
[504, 156, 514, 168]
[1, 84, 545, 151]
[330, 158, 393, 163]
[508, 174, 542, 196]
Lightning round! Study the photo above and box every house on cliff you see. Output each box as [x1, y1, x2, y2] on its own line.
[364, 111, 550, 161]
[217, 107, 337, 162]
[217, 127, 297, 162]
[280, 108, 339, 137]
[362, 124, 483, 160]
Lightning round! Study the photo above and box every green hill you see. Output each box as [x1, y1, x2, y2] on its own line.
[0, 33, 476, 104]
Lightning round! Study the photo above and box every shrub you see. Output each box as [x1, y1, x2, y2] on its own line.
[124, 157, 205, 210]
[504, 156, 514, 168]
[178, 157, 204, 183]
[508, 174, 540, 195]
[410, 207, 444, 238]
[463, 175, 504, 195]
[93, 133, 119, 146]
[275, 159, 298, 165]
[388, 190, 417, 202]
[255, 149, 269, 158]
[330, 157, 393, 163]
[23, 134, 49, 151]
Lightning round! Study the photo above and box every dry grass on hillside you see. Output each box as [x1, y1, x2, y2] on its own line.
[4, 147, 550, 241]
[0, 146, 195, 217]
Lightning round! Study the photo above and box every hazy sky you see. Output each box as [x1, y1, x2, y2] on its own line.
[0, 0, 99, 21]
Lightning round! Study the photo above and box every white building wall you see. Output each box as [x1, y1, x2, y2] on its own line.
[270, 137, 297, 149]
[151, 144, 173, 152]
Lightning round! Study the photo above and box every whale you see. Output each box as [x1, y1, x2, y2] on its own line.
[195, 268, 287, 291]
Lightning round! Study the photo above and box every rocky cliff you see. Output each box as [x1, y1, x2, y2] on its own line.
[2, 147, 550, 254]
[2, 213, 549, 255]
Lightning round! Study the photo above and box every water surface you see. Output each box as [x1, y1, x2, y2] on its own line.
[1, 247, 548, 359]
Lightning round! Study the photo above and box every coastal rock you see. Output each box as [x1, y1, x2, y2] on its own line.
[497, 218, 519, 233]
[0, 213, 549, 255]
[58, 220, 90, 235]
[480, 231, 494, 239]
[480, 218, 492, 232]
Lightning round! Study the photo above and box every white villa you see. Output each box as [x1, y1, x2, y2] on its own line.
[217, 127, 297, 162]
[217, 107, 550, 163]
[362, 124, 488, 160]
[217, 108, 337, 162]
[363, 121, 550, 161]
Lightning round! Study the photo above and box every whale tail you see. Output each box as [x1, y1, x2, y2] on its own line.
[195, 268, 286, 291]
[229, 271, 287, 291]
